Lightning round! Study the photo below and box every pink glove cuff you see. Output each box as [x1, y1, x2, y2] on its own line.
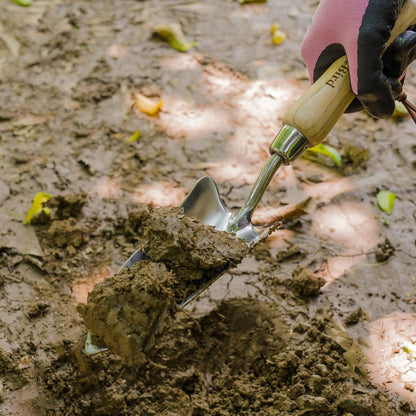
[301, 0, 370, 94]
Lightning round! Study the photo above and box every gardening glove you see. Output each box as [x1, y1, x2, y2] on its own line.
[301, 0, 416, 118]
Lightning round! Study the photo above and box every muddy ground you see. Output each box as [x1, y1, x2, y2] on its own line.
[1, 0, 416, 414]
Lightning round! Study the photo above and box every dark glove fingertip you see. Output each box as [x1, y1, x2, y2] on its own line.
[389, 77, 403, 99]
[345, 98, 363, 113]
[362, 97, 396, 118]
[383, 30, 416, 78]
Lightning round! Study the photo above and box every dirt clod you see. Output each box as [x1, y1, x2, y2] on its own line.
[142, 206, 249, 282]
[46, 218, 89, 248]
[47, 192, 87, 220]
[375, 238, 395, 262]
[78, 260, 177, 366]
[344, 307, 365, 327]
[292, 266, 325, 297]
[79, 206, 248, 365]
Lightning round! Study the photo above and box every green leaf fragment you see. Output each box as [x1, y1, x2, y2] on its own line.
[128, 130, 140, 142]
[84, 331, 108, 355]
[402, 345, 416, 358]
[23, 192, 52, 225]
[392, 101, 408, 119]
[153, 23, 197, 52]
[305, 143, 342, 168]
[11, 0, 31, 6]
[376, 190, 396, 215]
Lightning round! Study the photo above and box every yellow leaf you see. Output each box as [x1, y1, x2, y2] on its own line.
[377, 190, 396, 215]
[12, 0, 31, 6]
[304, 143, 342, 167]
[23, 192, 52, 225]
[128, 130, 140, 142]
[270, 23, 280, 34]
[153, 23, 197, 52]
[272, 30, 287, 45]
[135, 93, 163, 116]
[392, 101, 408, 119]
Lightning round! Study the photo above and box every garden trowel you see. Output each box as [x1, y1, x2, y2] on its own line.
[84, 1, 416, 355]
[121, 0, 416, 306]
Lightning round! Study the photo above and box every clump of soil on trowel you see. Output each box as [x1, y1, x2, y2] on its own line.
[78, 206, 248, 366]
[140, 207, 249, 298]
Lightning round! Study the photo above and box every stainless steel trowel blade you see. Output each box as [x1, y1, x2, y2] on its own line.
[181, 176, 266, 244]
[120, 176, 266, 273]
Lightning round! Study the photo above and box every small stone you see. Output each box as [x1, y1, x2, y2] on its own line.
[344, 307, 364, 327]
[375, 238, 395, 262]
[292, 266, 325, 297]
[404, 382, 415, 392]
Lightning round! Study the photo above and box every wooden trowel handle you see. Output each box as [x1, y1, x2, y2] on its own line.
[282, 0, 416, 148]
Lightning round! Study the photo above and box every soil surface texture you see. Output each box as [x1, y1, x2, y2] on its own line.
[1, 0, 416, 415]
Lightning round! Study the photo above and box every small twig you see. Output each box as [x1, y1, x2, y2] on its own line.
[397, 91, 416, 123]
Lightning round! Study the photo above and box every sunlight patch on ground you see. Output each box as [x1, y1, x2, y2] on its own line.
[264, 229, 296, 249]
[146, 62, 304, 182]
[206, 157, 265, 184]
[236, 80, 294, 120]
[303, 177, 355, 203]
[158, 98, 232, 140]
[325, 255, 367, 282]
[91, 176, 123, 199]
[130, 181, 187, 207]
[311, 201, 378, 253]
[367, 312, 416, 405]
[72, 266, 114, 304]
[159, 53, 201, 71]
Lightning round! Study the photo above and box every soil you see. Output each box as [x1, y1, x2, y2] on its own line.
[1, 0, 416, 415]
[79, 207, 248, 367]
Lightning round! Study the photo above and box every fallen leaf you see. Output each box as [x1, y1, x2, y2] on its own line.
[11, 0, 31, 6]
[303, 143, 342, 168]
[272, 31, 287, 45]
[128, 130, 140, 142]
[135, 93, 163, 116]
[153, 22, 197, 52]
[23, 192, 52, 225]
[270, 23, 280, 33]
[271, 24, 287, 45]
[392, 101, 409, 119]
[376, 190, 396, 215]
[402, 345, 416, 359]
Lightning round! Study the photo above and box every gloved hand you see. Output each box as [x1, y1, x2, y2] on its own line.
[301, 0, 416, 118]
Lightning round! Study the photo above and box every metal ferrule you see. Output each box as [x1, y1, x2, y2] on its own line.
[269, 125, 310, 165]
[228, 125, 310, 232]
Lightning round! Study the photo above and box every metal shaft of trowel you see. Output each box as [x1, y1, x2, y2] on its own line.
[229, 125, 310, 231]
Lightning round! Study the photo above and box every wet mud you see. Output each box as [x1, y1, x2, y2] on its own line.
[44, 298, 399, 416]
[1, 0, 416, 414]
[79, 206, 248, 366]
[78, 260, 177, 367]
